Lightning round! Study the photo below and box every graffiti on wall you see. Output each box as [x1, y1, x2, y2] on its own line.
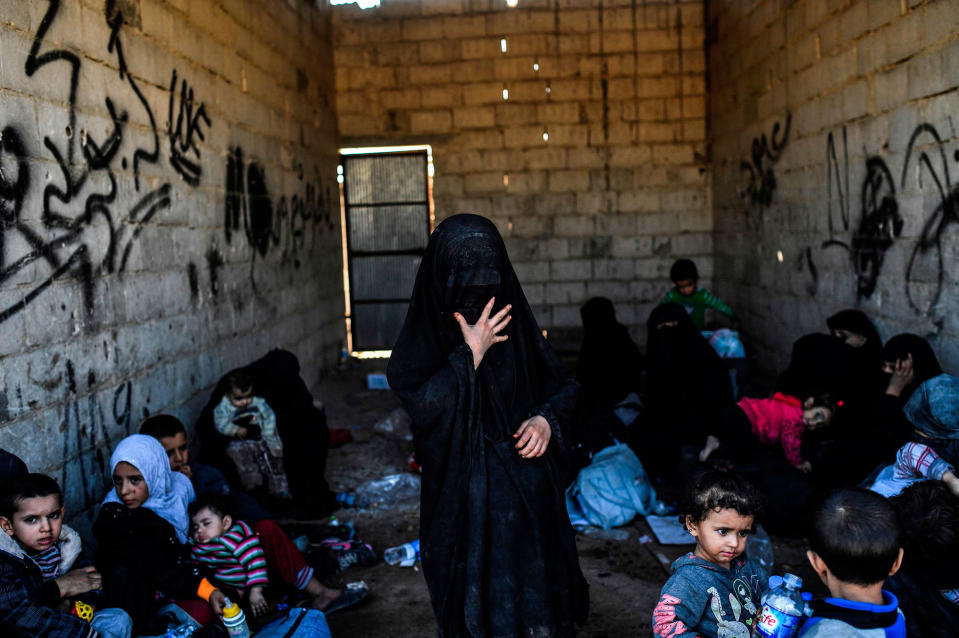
[799, 121, 959, 315]
[901, 124, 959, 314]
[740, 114, 792, 207]
[0, 0, 209, 323]
[819, 127, 904, 299]
[223, 148, 335, 287]
[167, 69, 212, 187]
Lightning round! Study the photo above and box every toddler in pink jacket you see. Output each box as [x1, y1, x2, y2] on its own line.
[701, 391, 838, 472]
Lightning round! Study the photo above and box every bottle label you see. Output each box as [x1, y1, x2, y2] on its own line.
[756, 603, 800, 637]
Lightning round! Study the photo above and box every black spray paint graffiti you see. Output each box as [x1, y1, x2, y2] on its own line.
[223, 147, 335, 283]
[59, 359, 134, 514]
[802, 122, 958, 314]
[740, 114, 792, 207]
[820, 128, 904, 298]
[901, 124, 959, 314]
[0, 0, 209, 324]
[167, 69, 211, 186]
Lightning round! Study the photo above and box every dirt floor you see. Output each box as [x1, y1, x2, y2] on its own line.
[295, 360, 826, 638]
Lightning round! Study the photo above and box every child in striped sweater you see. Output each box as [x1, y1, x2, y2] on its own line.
[188, 493, 270, 616]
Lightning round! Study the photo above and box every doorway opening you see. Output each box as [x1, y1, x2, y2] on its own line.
[339, 145, 434, 357]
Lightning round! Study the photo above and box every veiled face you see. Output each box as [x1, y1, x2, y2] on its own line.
[438, 225, 505, 324]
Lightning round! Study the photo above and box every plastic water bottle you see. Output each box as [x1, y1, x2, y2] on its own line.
[384, 539, 420, 567]
[756, 573, 804, 637]
[159, 623, 196, 638]
[221, 598, 252, 638]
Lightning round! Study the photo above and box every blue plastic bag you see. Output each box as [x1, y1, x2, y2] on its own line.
[566, 444, 659, 529]
[254, 608, 331, 638]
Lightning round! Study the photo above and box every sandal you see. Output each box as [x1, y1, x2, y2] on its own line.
[322, 584, 369, 615]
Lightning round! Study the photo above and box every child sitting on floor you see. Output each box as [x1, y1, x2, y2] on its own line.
[800, 488, 906, 637]
[189, 493, 270, 616]
[214, 370, 290, 498]
[700, 391, 837, 472]
[0, 473, 132, 638]
[652, 469, 766, 638]
[94, 435, 227, 635]
[189, 492, 370, 616]
[660, 258, 736, 330]
[870, 373, 959, 497]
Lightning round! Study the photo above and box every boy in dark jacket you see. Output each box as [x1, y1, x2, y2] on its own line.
[0, 473, 132, 638]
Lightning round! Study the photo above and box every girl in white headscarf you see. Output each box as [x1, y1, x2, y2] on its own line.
[94, 435, 225, 634]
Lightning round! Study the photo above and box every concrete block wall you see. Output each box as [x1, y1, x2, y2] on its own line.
[0, 0, 343, 527]
[333, 0, 709, 349]
[709, 0, 959, 376]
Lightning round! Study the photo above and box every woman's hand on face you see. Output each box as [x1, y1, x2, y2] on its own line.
[886, 354, 915, 397]
[454, 297, 512, 370]
[514, 415, 551, 458]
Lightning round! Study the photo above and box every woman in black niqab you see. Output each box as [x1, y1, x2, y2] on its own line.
[387, 214, 588, 638]
[631, 303, 733, 480]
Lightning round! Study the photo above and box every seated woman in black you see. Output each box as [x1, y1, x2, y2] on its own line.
[633, 302, 733, 481]
[573, 297, 643, 467]
[94, 434, 225, 634]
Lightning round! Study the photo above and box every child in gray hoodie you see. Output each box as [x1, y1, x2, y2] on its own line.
[652, 470, 767, 638]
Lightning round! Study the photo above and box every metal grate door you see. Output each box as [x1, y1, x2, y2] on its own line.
[342, 151, 430, 351]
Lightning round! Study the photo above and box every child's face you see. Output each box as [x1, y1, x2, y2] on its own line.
[159, 432, 190, 474]
[191, 507, 231, 544]
[802, 404, 833, 430]
[686, 508, 754, 569]
[113, 461, 149, 509]
[0, 495, 64, 554]
[674, 278, 697, 297]
[228, 388, 254, 409]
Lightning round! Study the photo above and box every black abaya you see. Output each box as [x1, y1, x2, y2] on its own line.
[633, 303, 733, 479]
[387, 214, 588, 638]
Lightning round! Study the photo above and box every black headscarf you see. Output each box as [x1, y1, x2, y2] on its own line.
[881, 333, 943, 399]
[827, 309, 882, 388]
[387, 214, 587, 637]
[776, 333, 855, 400]
[576, 297, 643, 409]
[0, 449, 27, 486]
[644, 302, 732, 412]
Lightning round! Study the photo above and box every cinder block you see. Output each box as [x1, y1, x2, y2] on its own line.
[534, 193, 576, 216]
[453, 106, 496, 129]
[592, 257, 635, 280]
[409, 64, 453, 84]
[464, 171, 505, 194]
[551, 258, 592, 281]
[463, 82, 502, 104]
[538, 102, 581, 124]
[545, 281, 586, 304]
[461, 37, 499, 59]
[554, 215, 594, 237]
[443, 15, 487, 39]
[402, 17, 446, 41]
[422, 84, 464, 107]
[420, 40, 462, 63]
[495, 103, 539, 125]
[409, 109, 453, 133]
[548, 169, 591, 192]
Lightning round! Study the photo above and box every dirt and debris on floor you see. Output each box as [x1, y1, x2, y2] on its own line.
[300, 361, 826, 637]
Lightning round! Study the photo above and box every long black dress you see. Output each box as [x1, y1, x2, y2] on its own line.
[387, 214, 588, 638]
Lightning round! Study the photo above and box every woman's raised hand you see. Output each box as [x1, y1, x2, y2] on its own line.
[454, 297, 512, 370]
[886, 354, 915, 397]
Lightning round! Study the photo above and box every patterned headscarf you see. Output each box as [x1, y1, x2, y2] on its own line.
[904, 374, 959, 439]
